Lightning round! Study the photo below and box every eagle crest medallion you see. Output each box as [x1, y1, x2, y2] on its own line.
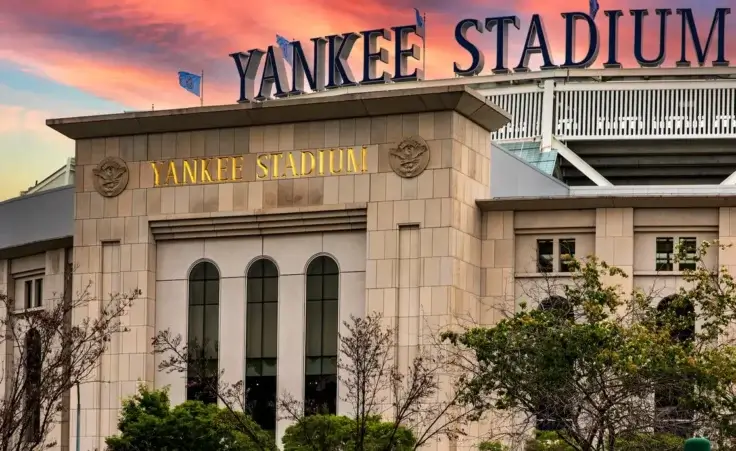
[93, 157, 129, 198]
[388, 136, 430, 178]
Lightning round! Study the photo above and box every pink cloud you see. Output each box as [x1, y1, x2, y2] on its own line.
[0, 0, 733, 114]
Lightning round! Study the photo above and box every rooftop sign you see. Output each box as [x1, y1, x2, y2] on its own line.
[231, 8, 731, 103]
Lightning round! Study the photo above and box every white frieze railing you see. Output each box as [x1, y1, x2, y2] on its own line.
[487, 86, 544, 142]
[483, 79, 736, 142]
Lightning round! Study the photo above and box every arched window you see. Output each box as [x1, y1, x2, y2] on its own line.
[655, 295, 695, 437]
[245, 258, 279, 431]
[187, 261, 220, 404]
[304, 256, 339, 415]
[24, 329, 41, 443]
[536, 296, 573, 432]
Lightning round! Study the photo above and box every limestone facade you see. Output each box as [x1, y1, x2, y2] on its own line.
[2, 86, 736, 451]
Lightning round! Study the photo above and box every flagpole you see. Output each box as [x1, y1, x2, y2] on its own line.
[200, 70, 204, 107]
[422, 13, 427, 80]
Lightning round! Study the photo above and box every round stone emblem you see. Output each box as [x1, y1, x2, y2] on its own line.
[93, 156, 129, 198]
[389, 136, 430, 179]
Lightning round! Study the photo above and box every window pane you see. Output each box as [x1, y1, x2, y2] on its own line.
[247, 279, 263, 303]
[305, 302, 323, 357]
[246, 303, 263, 358]
[262, 358, 277, 377]
[262, 302, 278, 358]
[263, 277, 278, 303]
[248, 260, 264, 278]
[307, 258, 323, 275]
[205, 280, 219, 305]
[537, 239, 554, 273]
[24, 280, 32, 309]
[246, 359, 262, 377]
[323, 257, 338, 275]
[306, 275, 322, 301]
[322, 300, 338, 356]
[190, 263, 205, 280]
[656, 237, 674, 271]
[263, 260, 278, 277]
[34, 279, 43, 307]
[559, 239, 576, 273]
[305, 357, 322, 375]
[322, 357, 337, 375]
[189, 281, 204, 305]
[323, 275, 339, 300]
[204, 304, 219, 357]
[679, 238, 697, 271]
[188, 305, 204, 347]
[203, 262, 219, 280]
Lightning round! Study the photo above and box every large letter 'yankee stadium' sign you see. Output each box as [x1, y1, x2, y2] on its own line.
[231, 7, 731, 103]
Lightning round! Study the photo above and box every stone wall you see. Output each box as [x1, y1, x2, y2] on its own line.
[71, 107, 499, 450]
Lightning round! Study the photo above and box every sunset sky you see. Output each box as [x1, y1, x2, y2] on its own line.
[0, 0, 733, 200]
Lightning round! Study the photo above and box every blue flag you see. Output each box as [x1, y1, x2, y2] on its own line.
[414, 8, 425, 36]
[178, 71, 201, 97]
[589, 0, 600, 18]
[276, 34, 293, 64]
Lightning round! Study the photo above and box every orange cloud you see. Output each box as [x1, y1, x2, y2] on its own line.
[0, 0, 733, 114]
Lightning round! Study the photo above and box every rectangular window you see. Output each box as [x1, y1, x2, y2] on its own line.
[537, 239, 554, 273]
[678, 237, 697, 271]
[24, 280, 33, 309]
[656, 237, 674, 271]
[559, 239, 576, 273]
[33, 279, 42, 308]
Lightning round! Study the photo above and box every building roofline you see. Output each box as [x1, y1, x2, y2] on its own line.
[47, 85, 511, 140]
[477, 194, 736, 211]
[0, 184, 74, 206]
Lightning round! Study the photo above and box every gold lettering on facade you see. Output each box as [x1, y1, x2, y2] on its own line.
[150, 147, 368, 186]
[329, 149, 343, 174]
[200, 159, 213, 182]
[286, 153, 299, 177]
[183, 160, 197, 184]
[165, 161, 179, 185]
[301, 151, 315, 176]
[216, 157, 229, 181]
[231, 156, 243, 181]
[151, 162, 162, 186]
[318, 150, 325, 176]
[256, 154, 269, 180]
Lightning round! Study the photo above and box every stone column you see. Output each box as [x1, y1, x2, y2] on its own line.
[365, 111, 499, 451]
[595, 208, 634, 295]
[71, 137, 157, 450]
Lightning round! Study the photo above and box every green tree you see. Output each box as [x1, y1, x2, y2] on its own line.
[282, 414, 416, 451]
[443, 241, 736, 451]
[105, 385, 275, 451]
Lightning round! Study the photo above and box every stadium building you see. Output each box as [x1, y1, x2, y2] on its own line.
[1, 66, 736, 450]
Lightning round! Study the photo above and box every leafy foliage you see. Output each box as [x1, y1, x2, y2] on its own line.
[282, 414, 416, 451]
[0, 277, 137, 451]
[444, 241, 736, 450]
[106, 385, 273, 451]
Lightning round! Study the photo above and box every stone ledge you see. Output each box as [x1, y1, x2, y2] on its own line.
[477, 195, 736, 211]
[150, 205, 367, 241]
[46, 85, 511, 140]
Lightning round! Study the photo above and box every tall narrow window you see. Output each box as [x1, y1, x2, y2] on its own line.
[559, 239, 576, 273]
[656, 237, 674, 271]
[536, 296, 573, 432]
[33, 279, 43, 308]
[655, 295, 695, 437]
[537, 239, 554, 273]
[187, 261, 220, 404]
[678, 238, 697, 271]
[304, 256, 339, 415]
[245, 259, 279, 431]
[24, 329, 41, 444]
[24, 280, 33, 309]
